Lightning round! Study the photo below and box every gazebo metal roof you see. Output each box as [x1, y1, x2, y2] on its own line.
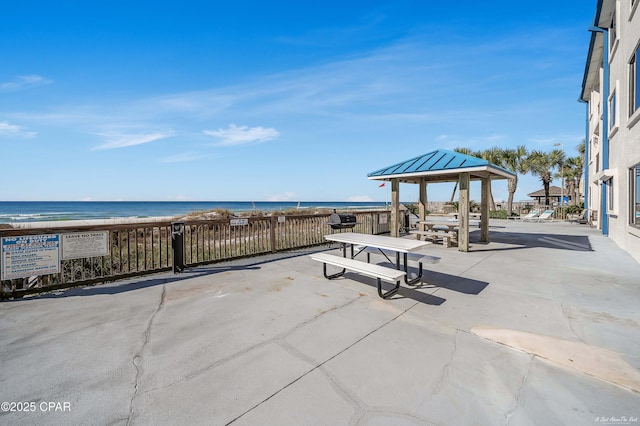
[528, 186, 564, 197]
[366, 148, 515, 252]
[367, 149, 515, 183]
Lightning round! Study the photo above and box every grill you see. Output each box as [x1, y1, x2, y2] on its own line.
[327, 211, 358, 230]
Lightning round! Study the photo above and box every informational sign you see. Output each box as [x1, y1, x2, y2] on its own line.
[61, 231, 109, 260]
[379, 214, 388, 224]
[1, 234, 61, 280]
[230, 218, 249, 226]
[278, 216, 286, 223]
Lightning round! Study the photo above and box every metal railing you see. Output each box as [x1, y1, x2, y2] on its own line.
[0, 210, 391, 299]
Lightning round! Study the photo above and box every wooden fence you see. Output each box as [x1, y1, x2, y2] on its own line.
[0, 210, 391, 299]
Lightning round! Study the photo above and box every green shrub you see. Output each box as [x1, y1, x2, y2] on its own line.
[489, 210, 508, 219]
[564, 205, 583, 214]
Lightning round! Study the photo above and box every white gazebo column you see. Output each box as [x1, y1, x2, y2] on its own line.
[391, 178, 400, 237]
[418, 178, 427, 235]
[458, 172, 470, 252]
[480, 177, 490, 243]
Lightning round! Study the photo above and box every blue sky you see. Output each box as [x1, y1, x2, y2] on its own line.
[1, 0, 594, 202]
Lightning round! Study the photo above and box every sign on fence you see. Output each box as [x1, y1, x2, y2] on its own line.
[230, 218, 249, 226]
[62, 231, 109, 260]
[1, 234, 61, 280]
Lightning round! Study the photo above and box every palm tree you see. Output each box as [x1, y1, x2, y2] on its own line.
[499, 145, 529, 215]
[476, 146, 502, 210]
[575, 140, 586, 206]
[557, 159, 578, 205]
[561, 157, 583, 205]
[529, 149, 563, 206]
[449, 147, 474, 203]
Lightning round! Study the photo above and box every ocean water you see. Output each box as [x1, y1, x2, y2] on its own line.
[0, 201, 389, 223]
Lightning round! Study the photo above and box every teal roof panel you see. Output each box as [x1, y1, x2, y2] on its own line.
[368, 149, 503, 178]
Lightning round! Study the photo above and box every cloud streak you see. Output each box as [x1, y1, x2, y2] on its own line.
[203, 124, 280, 146]
[0, 121, 37, 138]
[0, 75, 52, 93]
[92, 130, 174, 150]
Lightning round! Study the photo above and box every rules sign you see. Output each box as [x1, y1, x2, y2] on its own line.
[62, 231, 109, 260]
[1, 234, 61, 280]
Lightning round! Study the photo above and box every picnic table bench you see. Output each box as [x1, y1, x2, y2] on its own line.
[309, 253, 406, 299]
[310, 232, 432, 299]
[409, 230, 456, 247]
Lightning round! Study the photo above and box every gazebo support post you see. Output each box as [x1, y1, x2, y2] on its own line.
[391, 178, 400, 237]
[481, 177, 490, 243]
[458, 172, 470, 252]
[418, 178, 427, 234]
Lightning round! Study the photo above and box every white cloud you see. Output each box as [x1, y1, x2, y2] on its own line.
[345, 195, 374, 202]
[0, 75, 52, 92]
[92, 130, 174, 150]
[265, 192, 298, 201]
[203, 124, 280, 146]
[0, 121, 37, 138]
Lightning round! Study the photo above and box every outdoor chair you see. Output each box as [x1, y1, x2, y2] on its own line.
[567, 209, 586, 224]
[533, 209, 555, 222]
[522, 211, 540, 222]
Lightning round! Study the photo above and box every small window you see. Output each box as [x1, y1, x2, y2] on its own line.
[607, 177, 614, 212]
[630, 41, 640, 117]
[609, 88, 617, 131]
[609, 8, 618, 53]
[631, 164, 640, 228]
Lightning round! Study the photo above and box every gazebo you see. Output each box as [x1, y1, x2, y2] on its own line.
[368, 149, 515, 252]
[527, 186, 569, 205]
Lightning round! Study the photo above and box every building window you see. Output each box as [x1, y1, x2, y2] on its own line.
[607, 177, 614, 212]
[609, 8, 618, 53]
[631, 164, 640, 228]
[609, 89, 617, 130]
[631, 41, 640, 117]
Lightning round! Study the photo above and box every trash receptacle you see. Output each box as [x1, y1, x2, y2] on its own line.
[171, 221, 185, 273]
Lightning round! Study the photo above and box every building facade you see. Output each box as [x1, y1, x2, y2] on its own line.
[581, 0, 640, 263]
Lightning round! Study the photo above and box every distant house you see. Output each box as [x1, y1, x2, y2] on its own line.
[580, 0, 640, 263]
[527, 186, 571, 205]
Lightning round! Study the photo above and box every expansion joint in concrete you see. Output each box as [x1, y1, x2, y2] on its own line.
[561, 302, 587, 344]
[127, 284, 166, 426]
[505, 354, 534, 425]
[425, 329, 459, 403]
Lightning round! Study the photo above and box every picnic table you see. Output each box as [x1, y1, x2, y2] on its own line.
[310, 232, 432, 298]
[410, 218, 481, 247]
[418, 220, 458, 232]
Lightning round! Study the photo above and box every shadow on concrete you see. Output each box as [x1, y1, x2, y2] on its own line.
[338, 272, 448, 305]
[417, 270, 489, 295]
[7, 247, 330, 301]
[470, 230, 593, 252]
[341, 263, 488, 304]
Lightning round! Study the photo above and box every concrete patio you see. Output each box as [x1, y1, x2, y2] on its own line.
[1, 220, 639, 425]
